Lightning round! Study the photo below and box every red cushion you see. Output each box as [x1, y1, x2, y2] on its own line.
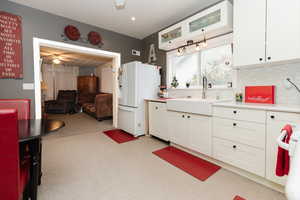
[19, 159, 30, 195]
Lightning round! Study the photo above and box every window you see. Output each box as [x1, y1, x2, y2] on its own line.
[169, 51, 201, 88]
[201, 44, 233, 87]
[167, 43, 233, 89]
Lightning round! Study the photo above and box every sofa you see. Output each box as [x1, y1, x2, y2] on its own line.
[78, 92, 99, 106]
[45, 90, 78, 114]
[82, 93, 113, 121]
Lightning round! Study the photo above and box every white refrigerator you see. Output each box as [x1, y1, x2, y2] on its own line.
[118, 61, 160, 137]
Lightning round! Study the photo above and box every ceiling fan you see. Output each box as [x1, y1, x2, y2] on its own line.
[114, 0, 127, 10]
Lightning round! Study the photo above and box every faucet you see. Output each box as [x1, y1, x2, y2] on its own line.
[202, 76, 208, 99]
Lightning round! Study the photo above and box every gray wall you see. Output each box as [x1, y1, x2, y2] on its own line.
[0, 1, 143, 117]
[79, 67, 96, 76]
[142, 33, 167, 85]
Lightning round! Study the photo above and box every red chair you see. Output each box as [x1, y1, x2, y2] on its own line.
[0, 99, 31, 120]
[0, 109, 30, 200]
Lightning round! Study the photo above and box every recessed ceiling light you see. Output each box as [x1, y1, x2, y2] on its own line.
[131, 17, 136, 21]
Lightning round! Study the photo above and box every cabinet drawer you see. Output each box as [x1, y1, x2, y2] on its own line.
[213, 117, 265, 149]
[267, 111, 300, 123]
[149, 101, 166, 111]
[213, 106, 266, 123]
[213, 137, 265, 177]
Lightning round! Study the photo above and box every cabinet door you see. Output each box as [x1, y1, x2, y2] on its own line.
[168, 111, 188, 147]
[233, 0, 266, 67]
[158, 22, 187, 51]
[266, 112, 300, 185]
[149, 102, 168, 141]
[266, 1, 300, 63]
[188, 114, 212, 156]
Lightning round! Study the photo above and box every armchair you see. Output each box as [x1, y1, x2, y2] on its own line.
[45, 90, 78, 114]
[82, 93, 113, 121]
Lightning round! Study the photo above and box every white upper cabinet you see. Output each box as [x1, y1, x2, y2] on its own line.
[158, 22, 187, 51]
[233, 0, 300, 68]
[266, 0, 300, 63]
[233, 0, 266, 67]
[159, 0, 233, 51]
[186, 0, 233, 43]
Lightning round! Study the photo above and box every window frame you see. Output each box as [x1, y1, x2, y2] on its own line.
[166, 33, 235, 90]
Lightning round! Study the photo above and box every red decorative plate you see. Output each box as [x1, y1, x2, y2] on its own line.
[88, 31, 102, 45]
[64, 25, 80, 41]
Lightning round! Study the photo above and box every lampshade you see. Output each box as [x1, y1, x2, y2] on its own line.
[41, 81, 48, 90]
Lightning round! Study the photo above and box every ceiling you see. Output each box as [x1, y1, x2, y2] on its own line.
[9, 0, 220, 39]
[40, 46, 113, 67]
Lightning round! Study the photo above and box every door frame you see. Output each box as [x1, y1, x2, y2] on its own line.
[33, 37, 120, 127]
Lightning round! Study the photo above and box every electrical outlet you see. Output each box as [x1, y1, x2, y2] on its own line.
[132, 49, 140, 56]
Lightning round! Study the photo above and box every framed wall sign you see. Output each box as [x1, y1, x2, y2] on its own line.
[0, 11, 23, 79]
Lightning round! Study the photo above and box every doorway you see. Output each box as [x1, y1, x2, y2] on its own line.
[33, 38, 120, 127]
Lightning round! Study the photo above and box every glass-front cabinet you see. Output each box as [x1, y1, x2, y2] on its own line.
[189, 9, 221, 33]
[161, 27, 182, 44]
[158, 0, 233, 51]
[186, 0, 232, 41]
[158, 22, 187, 51]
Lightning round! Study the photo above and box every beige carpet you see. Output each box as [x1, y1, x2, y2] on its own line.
[38, 113, 286, 200]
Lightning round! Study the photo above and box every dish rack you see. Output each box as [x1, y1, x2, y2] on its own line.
[277, 125, 300, 200]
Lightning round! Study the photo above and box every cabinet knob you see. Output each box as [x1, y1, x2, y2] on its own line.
[259, 58, 263, 61]
[168, 41, 172, 44]
[233, 145, 237, 149]
[233, 123, 237, 126]
[187, 116, 191, 119]
[155, 107, 158, 110]
[233, 110, 237, 114]
[270, 115, 275, 119]
[267, 56, 271, 60]
[182, 115, 185, 118]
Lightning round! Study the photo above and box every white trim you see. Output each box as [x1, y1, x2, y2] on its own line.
[33, 38, 121, 127]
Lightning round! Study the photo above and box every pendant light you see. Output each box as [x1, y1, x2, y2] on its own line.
[201, 29, 208, 48]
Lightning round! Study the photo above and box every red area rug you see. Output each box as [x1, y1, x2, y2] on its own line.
[153, 146, 221, 181]
[233, 196, 246, 200]
[103, 129, 137, 144]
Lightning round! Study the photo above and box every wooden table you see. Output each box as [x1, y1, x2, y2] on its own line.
[18, 119, 65, 200]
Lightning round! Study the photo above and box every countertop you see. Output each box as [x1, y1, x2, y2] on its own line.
[145, 98, 170, 103]
[213, 102, 300, 114]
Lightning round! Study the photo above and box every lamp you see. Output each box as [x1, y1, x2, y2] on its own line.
[201, 29, 208, 48]
[175, 29, 208, 55]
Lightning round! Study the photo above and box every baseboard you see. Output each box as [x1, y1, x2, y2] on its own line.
[171, 143, 285, 194]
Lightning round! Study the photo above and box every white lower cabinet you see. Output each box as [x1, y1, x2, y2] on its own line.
[149, 102, 169, 141]
[213, 137, 265, 177]
[266, 111, 300, 185]
[168, 111, 189, 147]
[212, 106, 266, 177]
[167, 111, 212, 156]
[187, 114, 212, 156]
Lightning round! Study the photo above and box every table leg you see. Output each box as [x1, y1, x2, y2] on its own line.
[29, 138, 41, 200]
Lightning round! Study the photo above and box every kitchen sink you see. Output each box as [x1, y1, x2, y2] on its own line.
[166, 98, 230, 116]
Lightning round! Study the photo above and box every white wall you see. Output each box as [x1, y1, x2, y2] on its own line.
[96, 62, 113, 94]
[237, 62, 300, 106]
[168, 62, 300, 106]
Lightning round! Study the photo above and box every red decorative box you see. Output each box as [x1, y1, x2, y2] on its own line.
[245, 86, 275, 104]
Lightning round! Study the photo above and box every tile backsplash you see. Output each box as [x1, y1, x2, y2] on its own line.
[237, 62, 300, 106]
[168, 62, 300, 106]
